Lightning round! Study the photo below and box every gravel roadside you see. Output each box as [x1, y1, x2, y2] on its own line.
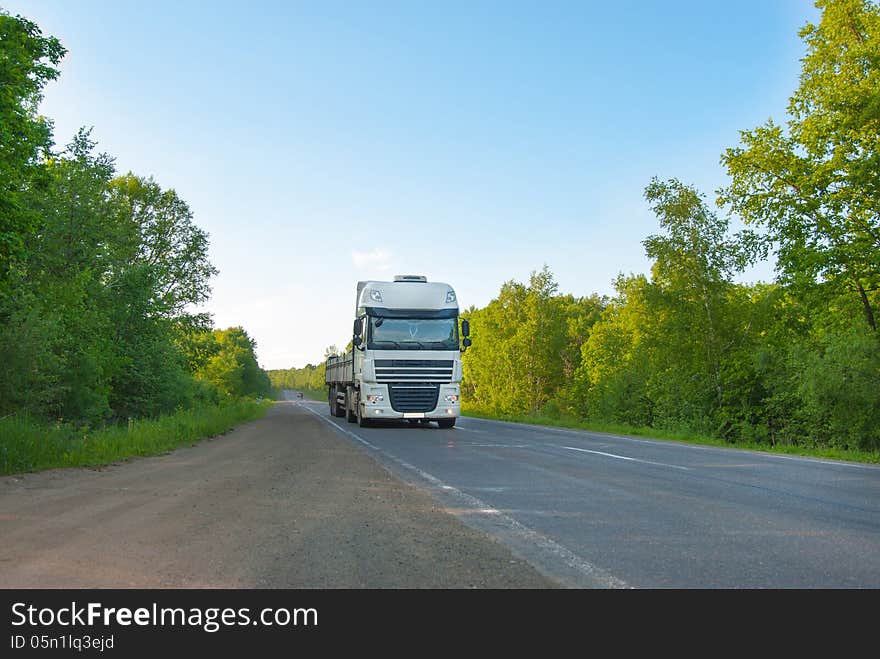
[0, 401, 557, 588]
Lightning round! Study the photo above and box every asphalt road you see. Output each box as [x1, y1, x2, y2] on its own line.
[298, 392, 880, 588]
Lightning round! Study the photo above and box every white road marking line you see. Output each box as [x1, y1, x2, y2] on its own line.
[749, 452, 880, 469]
[467, 444, 530, 448]
[463, 415, 879, 471]
[299, 403, 627, 588]
[300, 405, 380, 450]
[559, 446, 690, 471]
[302, 405, 875, 471]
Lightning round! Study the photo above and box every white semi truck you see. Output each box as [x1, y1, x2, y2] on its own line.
[325, 275, 471, 429]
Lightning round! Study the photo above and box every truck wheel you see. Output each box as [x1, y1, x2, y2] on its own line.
[357, 403, 371, 428]
[328, 387, 337, 416]
[437, 418, 455, 429]
[346, 390, 357, 423]
[333, 388, 345, 418]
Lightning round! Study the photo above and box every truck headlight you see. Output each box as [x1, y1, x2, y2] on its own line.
[444, 394, 459, 403]
[366, 394, 384, 404]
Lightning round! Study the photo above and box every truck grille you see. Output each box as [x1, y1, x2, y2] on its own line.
[388, 385, 440, 412]
[374, 359, 453, 383]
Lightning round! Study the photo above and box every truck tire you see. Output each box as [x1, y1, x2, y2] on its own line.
[437, 418, 455, 429]
[328, 387, 337, 416]
[333, 388, 345, 418]
[357, 402, 370, 428]
[346, 389, 357, 423]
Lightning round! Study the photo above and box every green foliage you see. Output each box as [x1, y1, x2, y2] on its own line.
[0, 399, 271, 476]
[0, 10, 66, 286]
[570, 181, 764, 435]
[268, 356, 328, 393]
[194, 327, 271, 399]
[0, 128, 227, 423]
[574, 274, 655, 426]
[794, 324, 880, 451]
[0, 10, 271, 444]
[463, 266, 604, 416]
[107, 173, 217, 319]
[469, 190, 879, 453]
[720, 0, 880, 332]
[459, 3, 880, 455]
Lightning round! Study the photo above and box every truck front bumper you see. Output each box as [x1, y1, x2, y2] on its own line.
[360, 383, 460, 420]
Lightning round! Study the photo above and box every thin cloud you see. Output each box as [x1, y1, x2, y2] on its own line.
[351, 247, 393, 271]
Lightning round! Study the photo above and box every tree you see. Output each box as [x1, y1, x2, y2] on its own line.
[107, 173, 217, 320]
[720, 0, 880, 331]
[0, 9, 268, 426]
[553, 292, 606, 412]
[574, 274, 656, 426]
[196, 327, 270, 398]
[572, 180, 767, 434]
[643, 178, 758, 411]
[13, 129, 118, 422]
[0, 11, 65, 288]
[462, 266, 574, 415]
[460, 281, 527, 414]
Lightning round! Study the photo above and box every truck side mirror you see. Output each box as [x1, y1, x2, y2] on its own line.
[462, 337, 472, 348]
[461, 319, 470, 337]
[353, 336, 362, 348]
[353, 318, 362, 337]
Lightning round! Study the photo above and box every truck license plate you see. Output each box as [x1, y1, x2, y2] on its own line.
[403, 413, 425, 419]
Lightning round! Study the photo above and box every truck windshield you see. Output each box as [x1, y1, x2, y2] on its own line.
[368, 317, 459, 350]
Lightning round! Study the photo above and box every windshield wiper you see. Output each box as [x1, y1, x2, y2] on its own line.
[400, 340, 425, 349]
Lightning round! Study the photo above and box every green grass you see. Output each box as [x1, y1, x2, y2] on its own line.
[460, 405, 880, 465]
[0, 398, 273, 476]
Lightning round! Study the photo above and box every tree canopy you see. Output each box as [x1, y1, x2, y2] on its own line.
[460, 1, 880, 453]
[720, 0, 880, 331]
[0, 11, 269, 426]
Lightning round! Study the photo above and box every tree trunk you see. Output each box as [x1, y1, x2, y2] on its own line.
[856, 281, 877, 332]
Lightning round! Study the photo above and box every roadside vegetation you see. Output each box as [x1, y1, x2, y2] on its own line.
[0, 398, 271, 475]
[461, 406, 880, 464]
[268, 348, 335, 402]
[0, 11, 272, 474]
[462, 1, 880, 461]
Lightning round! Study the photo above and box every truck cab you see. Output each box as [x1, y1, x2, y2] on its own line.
[325, 275, 471, 428]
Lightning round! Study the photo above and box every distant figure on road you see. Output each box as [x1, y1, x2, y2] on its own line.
[297, 392, 303, 399]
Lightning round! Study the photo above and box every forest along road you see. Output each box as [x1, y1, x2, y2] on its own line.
[295, 393, 880, 588]
[0, 401, 555, 588]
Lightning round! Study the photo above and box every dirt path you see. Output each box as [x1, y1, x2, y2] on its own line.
[0, 401, 556, 588]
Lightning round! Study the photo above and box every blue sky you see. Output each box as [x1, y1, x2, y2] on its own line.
[5, 1, 820, 368]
